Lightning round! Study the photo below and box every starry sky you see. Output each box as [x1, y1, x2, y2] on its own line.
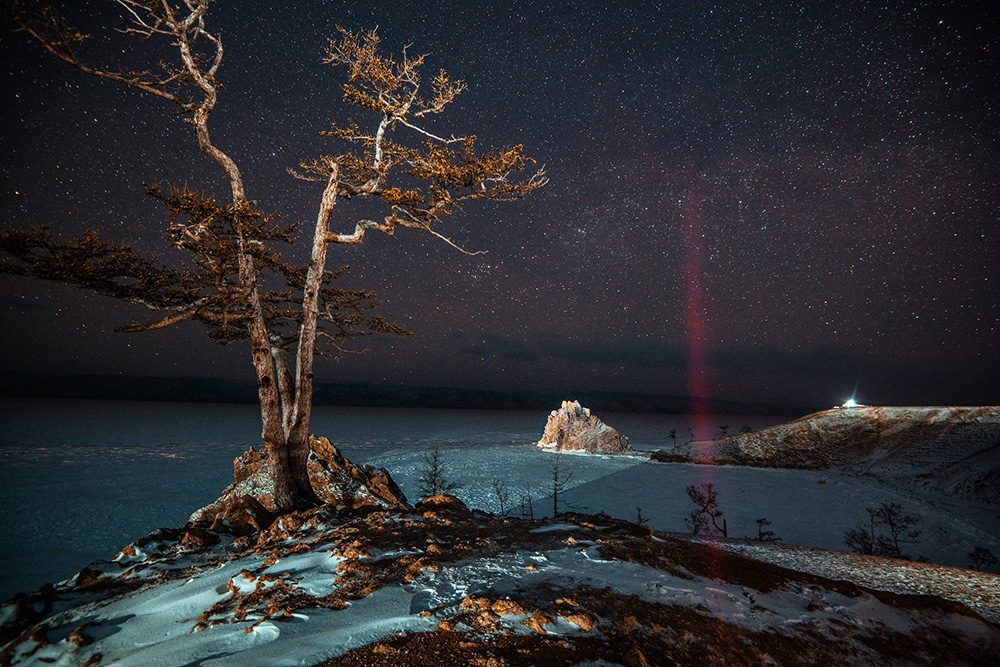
[1, 0, 997, 409]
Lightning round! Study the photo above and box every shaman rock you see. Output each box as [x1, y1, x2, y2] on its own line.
[537, 400, 631, 455]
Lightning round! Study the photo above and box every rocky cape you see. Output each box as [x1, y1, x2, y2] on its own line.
[537, 400, 633, 455]
[654, 405, 1000, 506]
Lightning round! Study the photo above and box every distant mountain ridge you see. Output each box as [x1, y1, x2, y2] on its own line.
[0, 370, 806, 414]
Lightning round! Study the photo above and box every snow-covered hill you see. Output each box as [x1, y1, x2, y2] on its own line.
[2, 496, 998, 666]
[663, 406, 1000, 506]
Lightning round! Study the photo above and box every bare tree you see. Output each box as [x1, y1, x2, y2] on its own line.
[416, 445, 462, 499]
[968, 546, 998, 572]
[2, 3, 545, 511]
[874, 502, 922, 558]
[549, 451, 575, 517]
[685, 482, 727, 537]
[518, 482, 535, 520]
[753, 517, 780, 542]
[491, 478, 512, 517]
[843, 524, 877, 555]
[844, 506, 878, 555]
[844, 502, 922, 559]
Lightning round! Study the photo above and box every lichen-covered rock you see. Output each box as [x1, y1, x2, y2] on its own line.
[522, 610, 554, 634]
[188, 435, 408, 530]
[561, 611, 595, 632]
[537, 400, 631, 454]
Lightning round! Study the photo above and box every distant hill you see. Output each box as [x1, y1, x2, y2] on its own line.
[0, 370, 807, 415]
[659, 405, 1000, 506]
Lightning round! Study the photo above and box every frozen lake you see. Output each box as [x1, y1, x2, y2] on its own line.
[0, 397, 784, 600]
[2, 397, 997, 601]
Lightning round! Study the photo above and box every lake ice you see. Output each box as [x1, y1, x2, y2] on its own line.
[1, 397, 997, 601]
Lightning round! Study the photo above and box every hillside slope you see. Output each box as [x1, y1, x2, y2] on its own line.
[662, 406, 1000, 506]
[2, 498, 998, 666]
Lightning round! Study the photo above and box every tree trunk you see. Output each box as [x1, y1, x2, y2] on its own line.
[271, 344, 295, 425]
[186, 66, 303, 511]
[284, 164, 341, 504]
[242, 256, 297, 509]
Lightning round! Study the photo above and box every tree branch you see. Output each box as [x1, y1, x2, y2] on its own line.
[317, 330, 369, 356]
[395, 116, 464, 144]
[325, 219, 395, 245]
[115, 307, 197, 332]
[425, 226, 487, 256]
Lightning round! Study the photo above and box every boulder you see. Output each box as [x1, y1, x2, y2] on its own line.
[189, 435, 408, 530]
[537, 400, 631, 454]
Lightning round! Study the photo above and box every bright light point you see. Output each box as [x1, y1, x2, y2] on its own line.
[842, 398, 858, 408]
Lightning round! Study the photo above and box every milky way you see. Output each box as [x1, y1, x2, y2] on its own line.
[1, 1, 997, 407]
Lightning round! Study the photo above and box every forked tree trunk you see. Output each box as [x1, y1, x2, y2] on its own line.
[239, 232, 300, 509]
[153, 10, 310, 510]
[187, 56, 309, 510]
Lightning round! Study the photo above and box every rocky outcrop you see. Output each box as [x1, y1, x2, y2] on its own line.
[415, 493, 473, 522]
[658, 406, 1000, 506]
[308, 435, 408, 509]
[537, 400, 631, 455]
[188, 435, 408, 533]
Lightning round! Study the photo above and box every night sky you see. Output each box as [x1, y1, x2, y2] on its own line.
[1, 0, 997, 409]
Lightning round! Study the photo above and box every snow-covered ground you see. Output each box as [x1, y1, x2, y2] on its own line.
[364, 445, 1000, 571]
[3, 500, 998, 666]
[706, 539, 1000, 624]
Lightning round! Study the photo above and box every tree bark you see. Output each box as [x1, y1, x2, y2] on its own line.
[284, 164, 342, 503]
[271, 343, 295, 429]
